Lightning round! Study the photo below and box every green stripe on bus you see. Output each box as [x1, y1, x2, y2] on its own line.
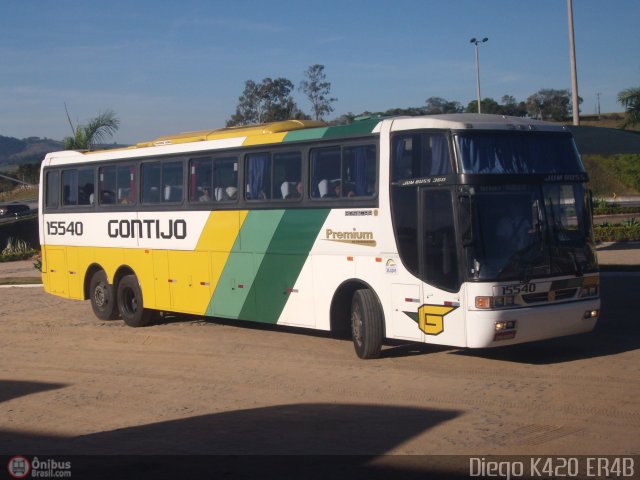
[206, 209, 329, 323]
[283, 127, 328, 142]
[239, 208, 330, 324]
[205, 210, 284, 319]
[283, 119, 379, 143]
[321, 118, 380, 138]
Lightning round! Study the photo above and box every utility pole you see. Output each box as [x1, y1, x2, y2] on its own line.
[567, 0, 580, 125]
[596, 92, 601, 118]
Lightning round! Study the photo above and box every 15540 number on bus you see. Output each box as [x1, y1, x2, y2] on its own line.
[46, 220, 84, 236]
[501, 283, 536, 296]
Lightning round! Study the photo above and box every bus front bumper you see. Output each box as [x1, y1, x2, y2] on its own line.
[465, 299, 600, 348]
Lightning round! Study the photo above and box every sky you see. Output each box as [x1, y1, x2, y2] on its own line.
[1, 0, 638, 145]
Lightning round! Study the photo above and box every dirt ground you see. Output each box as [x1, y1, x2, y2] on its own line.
[0, 265, 639, 477]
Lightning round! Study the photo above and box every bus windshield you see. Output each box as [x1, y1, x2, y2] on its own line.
[464, 183, 597, 282]
[455, 132, 584, 174]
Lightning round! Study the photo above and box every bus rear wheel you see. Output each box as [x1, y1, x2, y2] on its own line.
[89, 270, 119, 320]
[117, 274, 153, 327]
[351, 289, 383, 359]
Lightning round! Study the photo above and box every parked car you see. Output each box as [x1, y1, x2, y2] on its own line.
[0, 203, 30, 217]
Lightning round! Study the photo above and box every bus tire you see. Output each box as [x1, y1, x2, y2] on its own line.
[89, 270, 119, 320]
[117, 274, 153, 327]
[351, 289, 383, 359]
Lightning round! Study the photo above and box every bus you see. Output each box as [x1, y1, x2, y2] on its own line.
[39, 114, 600, 359]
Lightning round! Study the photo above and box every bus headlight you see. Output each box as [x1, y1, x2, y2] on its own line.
[584, 309, 599, 319]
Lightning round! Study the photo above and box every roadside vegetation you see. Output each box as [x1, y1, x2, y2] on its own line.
[0, 237, 38, 262]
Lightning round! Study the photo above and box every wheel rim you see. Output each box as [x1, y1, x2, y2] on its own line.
[122, 288, 138, 315]
[94, 283, 107, 308]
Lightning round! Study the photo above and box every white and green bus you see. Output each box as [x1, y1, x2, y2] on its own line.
[39, 114, 600, 359]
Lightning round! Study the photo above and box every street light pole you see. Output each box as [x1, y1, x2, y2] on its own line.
[470, 37, 488, 114]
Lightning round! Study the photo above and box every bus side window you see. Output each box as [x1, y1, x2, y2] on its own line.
[246, 153, 271, 200]
[62, 170, 78, 206]
[45, 170, 59, 209]
[142, 162, 161, 203]
[393, 133, 451, 180]
[162, 161, 183, 203]
[310, 147, 340, 198]
[78, 168, 95, 205]
[214, 156, 238, 202]
[273, 151, 301, 199]
[190, 158, 212, 202]
[342, 145, 376, 197]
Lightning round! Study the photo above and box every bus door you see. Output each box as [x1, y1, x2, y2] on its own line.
[418, 188, 465, 346]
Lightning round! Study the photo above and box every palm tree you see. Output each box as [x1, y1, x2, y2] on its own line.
[64, 104, 120, 151]
[617, 87, 640, 129]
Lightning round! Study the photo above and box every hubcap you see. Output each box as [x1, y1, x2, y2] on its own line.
[124, 289, 137, 314]
[94, 284, 106, 308]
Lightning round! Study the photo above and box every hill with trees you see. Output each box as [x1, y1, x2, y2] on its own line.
[0, 135, 61, 169]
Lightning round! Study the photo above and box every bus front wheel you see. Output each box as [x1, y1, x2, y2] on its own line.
[351, 289, 383, 359]
[117, 274, 153, 327]
[89, 270, 119, 320]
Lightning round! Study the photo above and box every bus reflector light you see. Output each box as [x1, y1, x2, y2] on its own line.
[475, 296, 492, 309]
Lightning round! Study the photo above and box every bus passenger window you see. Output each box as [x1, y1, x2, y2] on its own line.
[142, 162, 162, 203]
[100, 165, 136, 205]
[246, 153, 271, 200]
[311, 145, 376, 199]
[214, 156, 238, 202]
[311, 147, 340, 198]
[190, 158, 213, 202]
[78, 168, 95, 205]
[45, 170, 59, 209]
[62, 170, 78, 205]
[162, 162, 183, 202]
[392, 133, 451, 181]
[274, 151, 301, 199]
[343, 145, 376, 197]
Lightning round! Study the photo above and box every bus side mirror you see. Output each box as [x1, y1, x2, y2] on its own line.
[459, 195, 474, 246]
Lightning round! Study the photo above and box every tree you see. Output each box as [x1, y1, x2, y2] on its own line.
[63, 105, 120, 151]
[16, 163, 40, 184]
[299, 64, 337, 121]
[424, 97, 463, 115]
[499, 95, 528, 117]
[465, 97, 500, 114]
[525, 89, 581, 121]
[618, 86, 640, 129]
[228, 77, 306, 126]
